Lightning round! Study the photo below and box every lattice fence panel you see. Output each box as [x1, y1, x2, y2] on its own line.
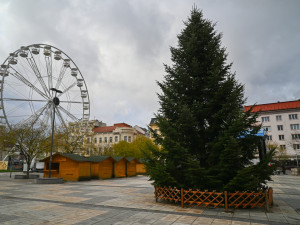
[228, 191, 265, 208]
[183, 189, 224, 208]
[155, 186, 181, 203]
[155, 187, 273, 211]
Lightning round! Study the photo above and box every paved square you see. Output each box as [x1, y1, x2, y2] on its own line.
[0, 173, 299, 224]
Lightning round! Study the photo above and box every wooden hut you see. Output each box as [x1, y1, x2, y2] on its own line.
[136, 159, 147, 174]
[125, 157, 139, 177]
[41, 153, 90, 181]
[89, 156, 114, 179]
[112, 156, 127, 178]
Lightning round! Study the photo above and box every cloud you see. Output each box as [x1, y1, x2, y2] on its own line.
[0, 0, 299, 127]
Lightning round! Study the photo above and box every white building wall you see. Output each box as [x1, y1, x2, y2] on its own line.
[257, 108, 300, 157]
[93, 127, 137, 153]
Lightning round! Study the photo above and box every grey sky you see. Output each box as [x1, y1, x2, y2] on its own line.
[0, 0, 299, 127]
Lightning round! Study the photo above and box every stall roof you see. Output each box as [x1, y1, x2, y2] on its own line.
[125, 157, 140, 163]
[112, 156, 127, 162]
[41, 153, 88, 162]
[89, 155, 113, 162]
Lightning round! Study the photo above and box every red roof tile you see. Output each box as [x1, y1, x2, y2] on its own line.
[93, 123, 132, 133]
[244, 100, 300, 113]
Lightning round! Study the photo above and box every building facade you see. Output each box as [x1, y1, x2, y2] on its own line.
[244, 100, 300, 159]
[92, 123, 138, 154]
[149, 118, 159, 141]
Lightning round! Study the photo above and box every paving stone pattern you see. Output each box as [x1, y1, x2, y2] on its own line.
[0, 173, 299, 224]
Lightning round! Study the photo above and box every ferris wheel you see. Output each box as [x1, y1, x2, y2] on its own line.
[0, 44, 90, 131]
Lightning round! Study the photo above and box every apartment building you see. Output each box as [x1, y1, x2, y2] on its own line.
[92, 123, 138, 154]
[244, 100, 300, 158]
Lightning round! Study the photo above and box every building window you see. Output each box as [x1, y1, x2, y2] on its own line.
[276, 115, 282, 121]
[280, 145, 286, 150]
[290, 124, 299, 130]
[261, 116, 270, 122]
[87, 138, 90, 143]
[115, 136, 118, 142]
[266, 135, 272, 141]
[124, 136, 127, 141]
[105, 137, 107, 143]
[94, 138, 97, 143]
[277, 125, 283, 131]
[87, 148, 90, 155]
[99, 147, 102, 152]
[99, 138, 102, 143]
[292, 134, 300, 139]
[293, 144, 300, 150]
[109, 137, 112, 143]
[128, 136, 131, 142]
[289, 114, 298, 120]
[263, 126, 271, 132]
[279, 135, 284, 140]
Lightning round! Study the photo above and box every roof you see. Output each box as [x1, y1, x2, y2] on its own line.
[137, 158, 146, 163]
[89, 155, 113, 162]
[112, 156, 126, 162]
[125, 157, 139, 163]
[93, 123, 131, 133]
[244, 100, 300, 113]
[41, 153, 88, 162]
[150, 118, 158, 125]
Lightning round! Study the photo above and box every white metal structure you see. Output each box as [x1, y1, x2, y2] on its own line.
[0, 44, 90, 130]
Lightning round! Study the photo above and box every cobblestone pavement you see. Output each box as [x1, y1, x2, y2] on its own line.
[0, 173, 299, 225]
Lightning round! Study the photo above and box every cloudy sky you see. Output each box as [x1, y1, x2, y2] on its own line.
[0, 0, 299, 128]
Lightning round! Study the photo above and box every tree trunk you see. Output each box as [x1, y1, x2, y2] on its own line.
[25, 157, 31, 179]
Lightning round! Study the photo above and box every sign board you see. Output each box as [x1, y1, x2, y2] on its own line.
[0, 161, 8, 170]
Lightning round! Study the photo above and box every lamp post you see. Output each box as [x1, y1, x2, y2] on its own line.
[48, 88, 62, 178]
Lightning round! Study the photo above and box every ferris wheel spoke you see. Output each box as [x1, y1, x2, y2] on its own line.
[45, 56, 53, 91]
[41, 104, 51, 126]
[2, 98, 48, 102]
[27, 56, 50, 97]
[57, 105, 79, 122]
[9, 67, 48, 99]
[57, 82, 77, 97]
[55, 64, 67, 90]
[17, 103, 50, 126]
[60, 100, 82, 104]
[55, 107, 67, 129]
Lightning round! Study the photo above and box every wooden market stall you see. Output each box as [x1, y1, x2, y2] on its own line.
[125, 157, 139, 177]
[89, 156, 114, 179]
[136, 159, 147, 174]
[41, 153, 90, 181]
[112, 156, 127, 178]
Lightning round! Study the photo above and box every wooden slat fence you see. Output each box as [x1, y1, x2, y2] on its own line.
[155, 186, 273, 212]
[182, 189, 225, 208]
[227, 191, 265, 209]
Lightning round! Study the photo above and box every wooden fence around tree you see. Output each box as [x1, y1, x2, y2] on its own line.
[155, 186, 273, 212]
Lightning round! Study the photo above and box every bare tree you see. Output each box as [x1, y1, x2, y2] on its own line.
[53, 127, 85, 154]
[2, 123, 49, 177]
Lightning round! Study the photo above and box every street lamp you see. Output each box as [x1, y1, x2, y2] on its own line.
[48, 88, 62, 178]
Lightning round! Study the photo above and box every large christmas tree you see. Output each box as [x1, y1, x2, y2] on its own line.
[145, 8, 274, 192]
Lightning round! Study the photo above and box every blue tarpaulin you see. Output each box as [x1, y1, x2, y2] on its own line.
[239, 129, 265, 138]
